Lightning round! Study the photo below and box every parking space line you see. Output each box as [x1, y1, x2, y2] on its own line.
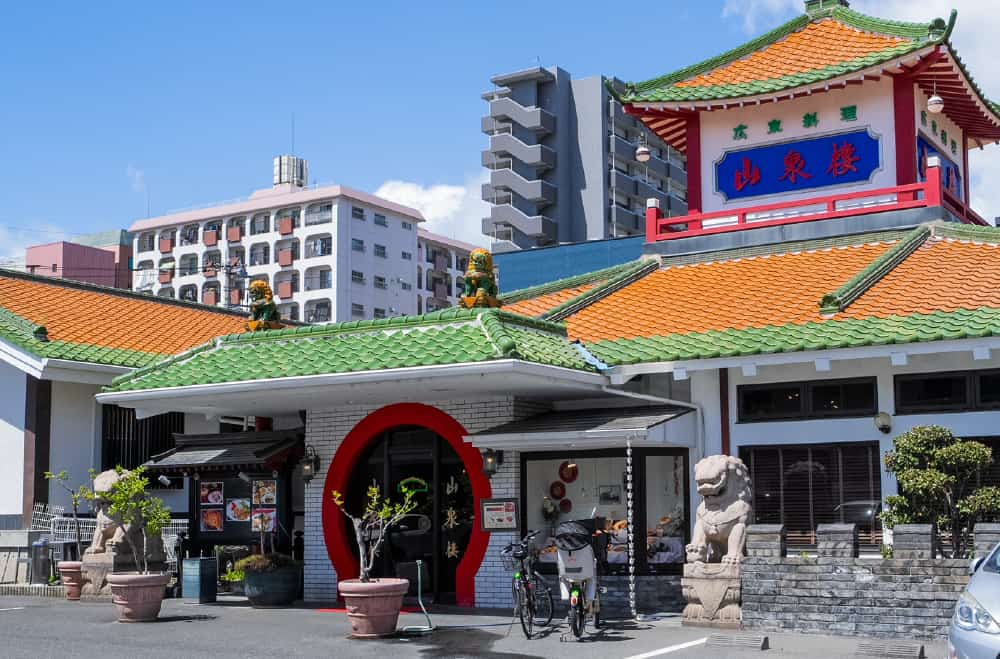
[0, 607, 25, 612]
[624, 637, 708, 659]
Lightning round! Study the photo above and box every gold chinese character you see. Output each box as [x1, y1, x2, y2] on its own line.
[444, 507, 459, 529]
[446, 476, 458, 495]
[446, 541, 459, 559]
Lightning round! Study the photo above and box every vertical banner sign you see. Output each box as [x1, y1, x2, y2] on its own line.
[716, 129, 880, 201]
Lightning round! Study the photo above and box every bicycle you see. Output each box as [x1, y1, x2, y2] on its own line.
[500, 529, 553, 639]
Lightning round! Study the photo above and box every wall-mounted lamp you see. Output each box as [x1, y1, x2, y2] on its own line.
[157, 475, 172, 487]
[481, 448, 504, 478]
[237, 471, 251, 483]
[301, 445, 321, 484]
[874, 412, 892, 434]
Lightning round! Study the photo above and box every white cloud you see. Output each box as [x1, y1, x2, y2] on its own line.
[375, 172, 490, 247]
[1, 223, 73, 268]
[720, 0, 1000, 222]
[126, 164, 146, 194]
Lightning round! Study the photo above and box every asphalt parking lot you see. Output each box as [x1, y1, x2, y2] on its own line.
[0, 596, 948, 658]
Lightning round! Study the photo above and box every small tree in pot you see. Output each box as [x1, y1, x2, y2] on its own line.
[101, 466, 173, 622]
[235, 549, 301, 607]
[44, 470, 93, 600]
[331, 485, 418, 638]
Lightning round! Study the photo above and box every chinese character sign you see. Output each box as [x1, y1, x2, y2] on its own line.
[716, 129, 880, 201]
[917, 135, 963, 201]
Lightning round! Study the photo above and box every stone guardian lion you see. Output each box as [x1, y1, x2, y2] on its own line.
[685, 454, 752, 565]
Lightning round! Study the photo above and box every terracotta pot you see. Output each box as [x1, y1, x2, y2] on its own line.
[244, 565, 300, 607]
[339, 578, 409, 638]
[57, 561, 83, 601]
[106, 572, 170, 622]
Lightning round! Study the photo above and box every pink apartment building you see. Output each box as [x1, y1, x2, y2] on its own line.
[25, 230, 133, 289]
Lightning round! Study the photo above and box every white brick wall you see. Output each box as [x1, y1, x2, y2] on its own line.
[302, 397, 545, 604]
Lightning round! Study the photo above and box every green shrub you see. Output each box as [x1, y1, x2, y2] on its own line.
[220, 569, 245, 583]
[235, 553, 300, 574]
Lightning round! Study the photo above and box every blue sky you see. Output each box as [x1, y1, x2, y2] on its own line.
[1, 0, 997, 255]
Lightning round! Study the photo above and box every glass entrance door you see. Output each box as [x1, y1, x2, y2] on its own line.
[345, 426, 472, 603]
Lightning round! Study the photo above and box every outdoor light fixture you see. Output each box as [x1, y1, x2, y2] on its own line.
[157, 475, 172, 487]
[481, 448, 504, 478]
[301, 445, 321, 485]
[927, 80, 944, 114]
[635, 133, 651, 163]
[237, 471, 251, 483]
[874, 412, 892, 434]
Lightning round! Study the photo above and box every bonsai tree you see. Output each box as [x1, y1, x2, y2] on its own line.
[331, 485, 417, 582]
[883, 425, 1000, 558]
[102, 466, 171, 574]
[43, 470, 93, 560]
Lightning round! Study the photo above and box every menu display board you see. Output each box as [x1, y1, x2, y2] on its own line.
[480, 498, 518, 531]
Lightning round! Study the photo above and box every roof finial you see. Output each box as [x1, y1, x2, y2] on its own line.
[804, 0, 849, 16]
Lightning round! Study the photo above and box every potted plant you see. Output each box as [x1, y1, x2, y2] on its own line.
[219, 568, 245, 596]
[331, 485, 417, 638]
[44, 470, 92, 601]
[102, 466, 172, 622]
[235, 551, 300, 606]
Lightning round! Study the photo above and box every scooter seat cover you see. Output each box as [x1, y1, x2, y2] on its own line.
[554, 521, 591, 551]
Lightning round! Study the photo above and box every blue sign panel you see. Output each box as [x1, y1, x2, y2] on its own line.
[917, 135, 963, 201]
[715, 129, 880, 201]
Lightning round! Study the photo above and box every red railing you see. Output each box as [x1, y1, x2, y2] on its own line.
[647, 163, 987, 242]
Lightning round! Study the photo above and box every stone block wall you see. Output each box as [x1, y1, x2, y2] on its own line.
[742, 523, 970, 640]
[537, 573, 684, 618]
[974, 523, 1000, 558]
[303, 397, 545, 605]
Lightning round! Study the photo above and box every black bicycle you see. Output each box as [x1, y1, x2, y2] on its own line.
[500, 529, 553, 639]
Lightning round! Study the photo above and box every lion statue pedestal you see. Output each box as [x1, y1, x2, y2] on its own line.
[681, 455, 751, 629]
[80, 469, 166, 597]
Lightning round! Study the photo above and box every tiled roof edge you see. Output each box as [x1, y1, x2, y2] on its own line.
[107, 341, 219, 391]
[819, 226, 930, 315]
[500, 261, 641, 304]
[545, 260, 659, 322]
[831, 6, 941, 40]
[933, 222, 1000, 243]
[478, 312, 519, 358]
[0, 304, 48, 343]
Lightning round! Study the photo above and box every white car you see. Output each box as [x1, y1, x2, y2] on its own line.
[950, 544, 1000, 658]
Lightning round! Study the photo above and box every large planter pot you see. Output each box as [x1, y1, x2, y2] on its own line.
[339, 578, 409, 638]
[244, 565, 300, 607]
[57, 561, 83, 601]
[106, 573, 170, 622]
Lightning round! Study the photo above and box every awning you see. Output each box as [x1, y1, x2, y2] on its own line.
[465, 405, 696, 450]
[144, 429, 304, 474]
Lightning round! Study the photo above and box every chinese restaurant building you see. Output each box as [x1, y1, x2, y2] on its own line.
[99, 1, 1000, 612]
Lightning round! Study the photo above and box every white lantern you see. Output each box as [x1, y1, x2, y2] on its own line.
[635, 144, 651, 163]
[927, 94, 944, 114]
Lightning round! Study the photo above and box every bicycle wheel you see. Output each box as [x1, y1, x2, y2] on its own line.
[517, 580, 533, 639]
[571, 599, 586, 639]
[531, 573, 553, 626]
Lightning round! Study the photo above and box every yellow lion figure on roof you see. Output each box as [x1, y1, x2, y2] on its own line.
[460, 248, 501, 309]
[246, 280, 283, 331]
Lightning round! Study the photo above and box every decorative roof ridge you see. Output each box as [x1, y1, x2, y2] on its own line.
[477, 312, 519, 358]
[932, 221, 1000, 244]
[0, 268, 254, 321]
[108, 341, 218, 391]
[545, 260, 659, 322]
[0, 304, 48, 343]
[830, 6, 943, 41]
[500, 261, 642, 304]
[939, 15, 1000, 135]
[818, 226, 930, 315]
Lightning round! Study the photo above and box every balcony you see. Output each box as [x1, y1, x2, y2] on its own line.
[432, 282, 449, 300]
[484, 204, 556, 239]
[610, 205, 643, 234]
[487, 97, 555, 134]
[488, 133, 556, 170]
[203, 289, 218, 306]
[158, 269, 174, 284]
[278, 217, 295, 235]
[227, 226, 243, 242]
[158, 237, 174, 254]
[277, 280, 297, 299]
[203, 229, 219, 247]
[489, 168, 557, 205]
[229, 289, 243, 305]
[646, 161, 987, 243]
[278, 248, 295, 267]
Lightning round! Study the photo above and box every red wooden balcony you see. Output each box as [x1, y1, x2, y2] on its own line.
[203, 289, 218, 306]
[227, 226, 243, 242]
[203, 229, 218, 247]
[277, 281, 296, 299]
[277, 248, 295, 267]
[158, 237, 174, 254]
[646, 162, 986, 243]
[158, 268, 173, 284]
[278, 217, 295, 235]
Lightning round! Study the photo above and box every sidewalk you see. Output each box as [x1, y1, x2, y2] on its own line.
[0, 595, 949, 658]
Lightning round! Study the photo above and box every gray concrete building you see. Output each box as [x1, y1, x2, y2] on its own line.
[482, 66, 688, 251]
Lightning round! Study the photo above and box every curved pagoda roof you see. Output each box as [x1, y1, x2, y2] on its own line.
[616, 2, 1000, 152]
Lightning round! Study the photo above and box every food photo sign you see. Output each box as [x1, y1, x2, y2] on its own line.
[480, 498, 518, 532]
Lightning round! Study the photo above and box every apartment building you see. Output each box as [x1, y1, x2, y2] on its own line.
[131, 157, 425, 323]
[482, 67, 688, 251]
[25, 230, 134, 289]
[416, 229, 478, 314]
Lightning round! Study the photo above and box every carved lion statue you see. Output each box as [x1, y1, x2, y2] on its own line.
[246, 280, 282, 331]
[460, 248, 501, 308]
[685, 455, 752, 565]
[85, 469, 127, 555]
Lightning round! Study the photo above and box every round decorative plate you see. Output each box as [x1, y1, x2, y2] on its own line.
[549, 481, 566, 500]
[559, 461, 578, 483]
[559, 498, 573, 514]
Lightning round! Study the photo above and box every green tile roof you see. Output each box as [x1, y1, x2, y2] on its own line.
[106, 308, 595, 392]
[586, 308, 1000, 366]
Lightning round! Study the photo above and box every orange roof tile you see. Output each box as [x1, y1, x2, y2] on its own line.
[566, 241, 893, 343]
[675, 19, 909, 89]
[0, 275, 247, 356]
[844, 238, 1000, 319]
[503, 284, 599, 318]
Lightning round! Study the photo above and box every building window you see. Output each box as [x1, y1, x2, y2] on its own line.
[374, 244, 387, 258]
[102, 405, 184, 472]
[741, 442, 882, 547]
[305, 236, 332, 258]
[402, 221, 413, 231]
[249, 243, 269, 266]
[351, 238, 365, 252]
[305, 300, 331, 323]
[351, 206, 365, 220]
[400, 281, 412, 291]
[373, 307, 386, 319]
[401, 251, 413, 260]
[305, 203, 333, 226]
[522, 449, 688, 576]
[374, 213, 387, 227]
[138, 233, 155, 252]
[894, 369, 1000, 413]
[179, 224, 199, 246]
[374, 276, 387, 290]
[250, 213, 270, 235]
[737, 378, 877, 422]
[351, 303, 364, 317]
[457, 256, 469, 271]
[351, 270, 365, 284]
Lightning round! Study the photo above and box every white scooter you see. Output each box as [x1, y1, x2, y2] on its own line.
[554, 518, 606, 640]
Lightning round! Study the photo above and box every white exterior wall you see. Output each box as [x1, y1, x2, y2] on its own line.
[700, 79, 897, 213]
[914, 87, 966, 185]
[302, 397, 543, 606]
[0, 363, 25, 518]
[134, 194, 421, 323]
[48, 381, 101, 511]
[719, 350, 1000, 501]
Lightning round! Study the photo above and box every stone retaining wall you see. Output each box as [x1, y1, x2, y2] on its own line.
[740, 523, 982, 640]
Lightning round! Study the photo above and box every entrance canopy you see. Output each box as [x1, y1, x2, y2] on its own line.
[144, 429, 303, 474]
[465, 405, 696, 451]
